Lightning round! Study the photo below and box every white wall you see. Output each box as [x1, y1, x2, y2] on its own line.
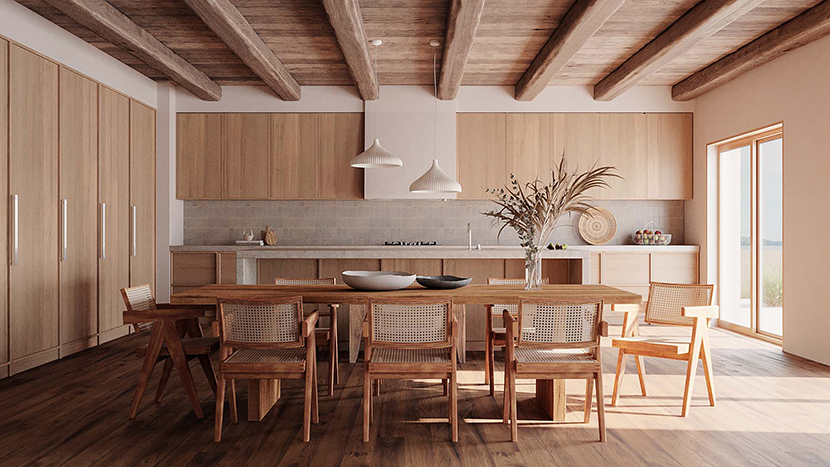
[0, 0, 157, 107]
[156, 84, 181, 303]
[690, 34, 830, 365]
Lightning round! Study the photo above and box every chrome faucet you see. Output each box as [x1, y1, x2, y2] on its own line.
[467, 223, 472, 250]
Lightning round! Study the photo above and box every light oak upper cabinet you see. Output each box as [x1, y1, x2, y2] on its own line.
[505, 113, 556, 186]
[223, 113, 271, 199]
[599, 113, 648, 199]
[0, 39, 8, 372]
[130, 101, 156, 292]
[316, 113, 364, 199]
[557, 113, 601, 197]
[270, 113, 309, 198]
[457, 113, 506, 199]
[177, 113, 222, 199]
[59, 68, 99, 352]
[647, 113, 693, 199]
[99, 87, 131, 341]
[8, 45, 60, 368]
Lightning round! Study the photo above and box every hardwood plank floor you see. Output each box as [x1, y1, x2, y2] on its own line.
[1, 325, 829, 466]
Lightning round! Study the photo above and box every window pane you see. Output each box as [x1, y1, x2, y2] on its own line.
[759, 138, 783, 336]
[720, 145, 752, 328]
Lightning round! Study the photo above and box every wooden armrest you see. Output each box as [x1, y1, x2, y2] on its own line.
[362, 320, 369, 338]
[599, 321, 609, 338]
[682, 305, 719, 319]
[211, 320, 220, 338]
[302, 311, 319, 337]
[122, 308, 205, 324]
[155, 303, 209, 311]
[451, 319, 459, 338]
[503, 311, 518, 335]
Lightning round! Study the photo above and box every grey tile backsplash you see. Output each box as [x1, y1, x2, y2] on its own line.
[183, 200, 684, 247]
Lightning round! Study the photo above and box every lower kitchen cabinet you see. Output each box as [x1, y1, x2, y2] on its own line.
[170, 251, 238, 294]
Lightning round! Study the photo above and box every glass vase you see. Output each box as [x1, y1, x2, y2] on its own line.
[525, 248, 543, 290]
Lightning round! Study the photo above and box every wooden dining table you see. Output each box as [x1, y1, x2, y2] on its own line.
[172, 283, 642, 422]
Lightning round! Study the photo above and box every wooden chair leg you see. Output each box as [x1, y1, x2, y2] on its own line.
[374, 379, 381, 396]
[489, 337, 496, 397]
[228, 379, 238, 423]
[484, 308, 492, 386]
[701, 330, 716, 407]
[304, 360, 313, 442]
[583, 378, 594, 423]
[634, 355, 647, 396]
[328, 338, 336, 396]
[214, 377, 226, 443]
[595, 372, 606, 442]
[611, 349, 627, 406]
[312, 357, 320, 424]
[154, 358, 174, 402]
[129, 324, 165, 419]
[443, 379, 448, 396]
[509, 366, 518, 442]
[363, 370, 371, 442]
[198, 355, 218, 397]
[331, 305, 340, 385]
[450, 369, 458, 443]
[502, 364, 510, 424]
[681, 323, 704, 417]
[163, 320, 204, 419]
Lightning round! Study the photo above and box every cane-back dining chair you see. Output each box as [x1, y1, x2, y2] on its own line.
[503, 299, 608, 442]
[274, 277, 340, 396]
[485, 278, 548, 395]
[214, 297, 319, 442]
[362, 298, 459, 442]
[121, 284, 219, 419]
[611, 282, 717, 417]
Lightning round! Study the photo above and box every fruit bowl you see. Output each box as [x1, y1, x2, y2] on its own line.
[342, 271, 416, 291]
[633, 231, 672, 245]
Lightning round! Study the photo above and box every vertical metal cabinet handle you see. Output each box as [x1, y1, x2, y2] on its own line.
[100, 202, 106, 259]
[62, 198, 68, 262]
[11, 194, 18, 265]
[131, 205, 137, 257]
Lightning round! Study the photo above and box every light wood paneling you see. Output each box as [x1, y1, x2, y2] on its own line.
[557, 113, 601, 197]
[270, 113, 305, 198]
[599, 113, 647, 199]
[223, 113, 270, 199]
[219, 252, 237, 284]
[380, 259, 443, 276]
[319, 259, 381, 285]
[0, 39, 7, 366]
[257, 259, 319, 284]
[98, 86, 131, 334]
[651, 252, 699, 284]
[600, 253, 650, 285]
[457, 113, 505, 200]
[59, 68, 99, 346]
[130, 101, 156, 292]
[590, 252, 601, 285]
[504, 113, 557, 184]
[8, 45, 60, 361]
[317, 113, 363, 199]
[443, 259, 505, 342]
[505, 258, 574, 284]
[176, 113, 222, 199]
[647, 113, 693, 199]
[171, 252, 217, 286]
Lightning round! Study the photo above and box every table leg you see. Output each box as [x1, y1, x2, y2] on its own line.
[536, 379, 566, 421]
[248, 379, 281, 421]
[453, 305, 466, 364]
[349, 304, 366, 364]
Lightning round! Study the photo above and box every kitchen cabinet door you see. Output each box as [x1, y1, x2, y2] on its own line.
[599, 113, 648, 199]
[457, 113, 506, 200]
[555, 113, 601, 197]
[59, 68, 99, 353]
[647, 113, 693, 199]
[130, 101, 156, 292]
[99, 87, 131, 341]
[8, 45, 60, 369]
[223, 113, 270, 199]
[317, 113, 364, 199]
[0, 39, 7, 373]
[505, 113, 556, 185]
[177, 113, 222, 199]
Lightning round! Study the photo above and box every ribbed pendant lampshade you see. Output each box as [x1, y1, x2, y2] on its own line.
[409, 159, 461, 193]
[350, 139, 403, 168]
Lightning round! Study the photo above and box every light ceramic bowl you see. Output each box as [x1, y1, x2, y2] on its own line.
[341, 271, 416, 291]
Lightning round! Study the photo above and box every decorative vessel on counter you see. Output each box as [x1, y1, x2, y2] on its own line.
[483, 157, 620, 290]
[634, 221, 672, 245]
[262, 225, 277, 246]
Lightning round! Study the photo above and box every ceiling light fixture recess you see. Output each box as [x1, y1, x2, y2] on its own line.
[409, 40, 461, 193]
[350, 39, 402, 169]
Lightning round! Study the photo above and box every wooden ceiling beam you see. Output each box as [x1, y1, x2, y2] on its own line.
[183, 0, 300, 101]
[593, 0, 765, 101]
[515, 0, 624, 101]
[41, 0, 221, 101]
[321, 0, 378, 100]
[673, 0, 830, 101]
[437, 0, 486, 100]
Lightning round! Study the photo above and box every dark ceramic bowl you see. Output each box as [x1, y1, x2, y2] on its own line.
[416, 275, 473, 289]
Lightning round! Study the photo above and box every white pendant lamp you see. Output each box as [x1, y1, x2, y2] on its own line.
[409, 40, 461, 194]
[350, 40, 402, 169]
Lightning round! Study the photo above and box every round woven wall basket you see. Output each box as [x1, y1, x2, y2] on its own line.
[578, 207, 617, 245]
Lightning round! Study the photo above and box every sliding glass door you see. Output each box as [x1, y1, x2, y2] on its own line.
[719, 128, 783, 340]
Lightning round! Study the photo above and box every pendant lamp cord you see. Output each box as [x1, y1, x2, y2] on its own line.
[433, 48, 438, 161]
[374, 43, 379, 139]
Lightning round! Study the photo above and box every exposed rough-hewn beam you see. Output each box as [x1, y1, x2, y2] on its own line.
[183, 0, 300, 101]
[593, 0, 764, 101]
[321, 0, 378, 100]
[673, 0, 830, 101]
[437, 0, 486, 100]
[42, 0, 221, 101]
[515, 0, 624, 101]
